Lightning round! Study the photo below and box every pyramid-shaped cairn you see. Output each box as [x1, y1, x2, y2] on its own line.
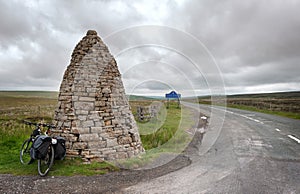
[53, 30, 144, 162]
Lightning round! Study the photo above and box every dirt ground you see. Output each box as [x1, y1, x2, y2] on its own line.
[0, 155, 191, 193]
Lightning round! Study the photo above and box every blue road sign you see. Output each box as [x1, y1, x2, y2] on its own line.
[165, 91, 181, 99]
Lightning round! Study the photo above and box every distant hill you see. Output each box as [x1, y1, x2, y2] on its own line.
[195, 91, 300, 99]
[195, 91, 300, 118]
[0, 91, 167, 101]
[128, 95, 164, 101]
[227, 91, 300, 99]
[2, 91, 299, 100]
[0, 91, 58, 99]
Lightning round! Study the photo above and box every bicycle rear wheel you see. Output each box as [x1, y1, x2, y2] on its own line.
[38, 145, 54, 177]
[20, 139, 34, 165]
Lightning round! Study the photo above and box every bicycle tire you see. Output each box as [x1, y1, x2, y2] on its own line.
[20, 139, 34, 165]
[38, 145, 54, 177]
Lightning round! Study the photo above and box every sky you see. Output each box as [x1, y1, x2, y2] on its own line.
[0, 0, 300, 96]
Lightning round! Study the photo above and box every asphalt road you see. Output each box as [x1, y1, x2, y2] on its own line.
[124, 102, 300, 193]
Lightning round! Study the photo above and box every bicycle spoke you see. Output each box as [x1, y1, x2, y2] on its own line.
[38, 145, 54, 177]
[20, 139, 33, 165]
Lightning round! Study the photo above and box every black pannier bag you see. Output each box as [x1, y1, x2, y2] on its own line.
[54, 136, 66, 160]
[30, 135, 52, 160]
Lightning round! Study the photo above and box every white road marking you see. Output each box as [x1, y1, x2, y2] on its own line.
[275, 128, 281, 132]
[287, 135, 300, 144]
[232, 112, 264, 124]
[250, 140, 273, 148]
[251, 140, 263, 147]
[190, 103, 265, 124]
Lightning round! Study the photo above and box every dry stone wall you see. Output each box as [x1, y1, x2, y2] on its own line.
[137, 101, 163, 122]
[53, 30, 144, 162]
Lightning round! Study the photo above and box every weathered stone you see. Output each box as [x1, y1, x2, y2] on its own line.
[95, 121, 104, 127]
[102, 87, 111, 94]
[81, 150, 90, 156]
[61, 133, 78, 142]
[73, 142, 88, 149]
[78, 115, 87, 121]
[105, 120, 111, 126]
[88, 141, 106, 149]
[88, 113, 99, 120]
[65, 141, 72, 149]
[79, 133, 99, 142]
[90, 127, 102, 133]
[95, 101, 106, 107]
[118, 136, 132, 144]
[76, 127, 90, 134]
[66, 150, 80, 155]
[106, 138, 118, 147]
[79, 96, 95, 102]
[84, 154, 98, 159]
[102, 149, 116, 155]
[82, 120, 94, 128]
[74, 101, 94, 110]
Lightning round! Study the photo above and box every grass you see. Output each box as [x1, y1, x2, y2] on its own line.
[0, 92, 196, 175]
[49, 158, 118, 176]
[0, 91, 58, 99]
[140, 102, 184, 150]
[227, 104, 300, 120]
[115, 102, 195, 169]
[0, 92, 117, 176]
[0, 132, 117, 176]
[0, 121, 117, 176]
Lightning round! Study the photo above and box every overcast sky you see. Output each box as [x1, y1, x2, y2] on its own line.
[1, 0, 300, 96]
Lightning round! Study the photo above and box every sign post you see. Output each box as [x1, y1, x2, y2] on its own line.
[165, 91, 181, 108]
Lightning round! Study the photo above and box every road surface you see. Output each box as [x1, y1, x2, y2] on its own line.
[124, 102, 300, 193]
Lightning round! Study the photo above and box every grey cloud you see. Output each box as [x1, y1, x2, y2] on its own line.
[0, 0, 299, 95]
[169, 0, 300, 93]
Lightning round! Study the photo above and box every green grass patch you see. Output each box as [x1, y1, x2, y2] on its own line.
[0, 91, 58, 99]
[0, 92, 117, 176]
[140, 102, 183, 150]
[0, 123, 118, 176]
[0, 122, 41, 175]
[0, 92, 195, 175]
[116, 102, 195, 169]
[49, 158, 118, 176]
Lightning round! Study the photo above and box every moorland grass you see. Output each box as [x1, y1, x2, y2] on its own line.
[0, 92, 195, 175]
[115, 102, 195, 169]
[227, 104, 300, 120]
[0, 93, 117, 176]
[140, 102, 185, 150]
[197, 92, 300, 120]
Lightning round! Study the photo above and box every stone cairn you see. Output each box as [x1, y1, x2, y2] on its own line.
[53, 30, 144, 162]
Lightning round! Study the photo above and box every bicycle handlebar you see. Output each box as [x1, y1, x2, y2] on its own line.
[23, 120, 56, 129]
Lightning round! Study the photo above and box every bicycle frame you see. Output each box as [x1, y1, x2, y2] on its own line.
[20, 120, 57, 176]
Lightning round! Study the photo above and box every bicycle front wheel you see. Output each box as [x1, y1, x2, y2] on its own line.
[38, 145, 54, 177]
[20, 139, 33, 165]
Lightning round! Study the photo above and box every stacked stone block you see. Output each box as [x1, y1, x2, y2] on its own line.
[53, 30, 144, 162]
